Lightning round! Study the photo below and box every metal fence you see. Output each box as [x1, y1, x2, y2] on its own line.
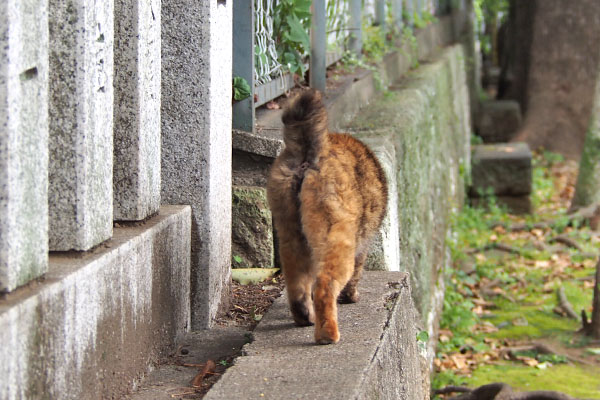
[233, 0, 454, 132]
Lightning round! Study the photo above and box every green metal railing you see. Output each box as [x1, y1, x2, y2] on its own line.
[233, 0, 452, 133]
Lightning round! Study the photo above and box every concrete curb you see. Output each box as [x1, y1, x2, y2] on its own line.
[204, 272, 427, 400]
[0, 206, 191, 400]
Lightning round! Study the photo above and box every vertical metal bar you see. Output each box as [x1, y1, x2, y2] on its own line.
[393, 0, 403, 30]
[416, 0, 423, 19]
[405, 0, 414, 27]
[310, 0, 326, 91]
[375, 0, 385, 29]
[232, 0, 254, 132]
[348, 0, 362, 56]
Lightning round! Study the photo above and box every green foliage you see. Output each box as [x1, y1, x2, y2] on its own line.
[272, 0, 312, 76]
[473, 0, 509, 56]
[232, 76, 251, 101]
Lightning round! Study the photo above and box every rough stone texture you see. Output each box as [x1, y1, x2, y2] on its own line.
[470, 143, 532, 196]
[231, 186, 274, 269]
[161, 0, 232, 329]
[0, 0, 49, 292]
[475, 100, 522, 143]
[204, 272, 428, 400]
[48, 0, 114, 251]
[0, 205, 191, 400]
[346, 45, 471, 326]
[113, 0, 161, 221]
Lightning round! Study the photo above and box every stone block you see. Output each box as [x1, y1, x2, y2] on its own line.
[48, 0, 114, 251]
[475, 100, 522, 143]
[0, 0, 49, 292]
[161, 1, 232, 329]
[113, 0, 161, 221]
[470, 142, 532, 196]
[231, 186, 274, 268]
[0, 205, 191, 400]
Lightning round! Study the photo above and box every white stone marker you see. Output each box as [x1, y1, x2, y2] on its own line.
[113, 0, 161, 221]
[48, 0, 114, 251]
[0, 0, 49, 292]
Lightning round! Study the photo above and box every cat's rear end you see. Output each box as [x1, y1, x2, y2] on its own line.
[267, 90, 388, 344]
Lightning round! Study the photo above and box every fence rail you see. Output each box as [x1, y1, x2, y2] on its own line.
[233, 0, 455, 133]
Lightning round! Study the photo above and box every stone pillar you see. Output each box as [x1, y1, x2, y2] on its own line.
[161, 0, 233, 329]
[48, 0, 114, 251]
[0, 0, 49, 292]
[113, 0, 161, 221]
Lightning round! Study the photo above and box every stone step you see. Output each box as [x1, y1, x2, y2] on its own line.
[470, 142, 533, 214]
[129, 272, 428, 400]
[205, 272, 426, 400]
[475, 100, 523, 143]
[0, 206, 191, 400]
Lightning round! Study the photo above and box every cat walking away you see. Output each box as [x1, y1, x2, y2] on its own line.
[267, 90, 388, 344]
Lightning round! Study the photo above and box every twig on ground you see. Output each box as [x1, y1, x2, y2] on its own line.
[556, 287, 579, 320]
[548, 235, 582, 251]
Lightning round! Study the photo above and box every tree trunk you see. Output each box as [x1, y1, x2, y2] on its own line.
[508, 0, 600, 159]
[590, 258, 600, 338]
[571, 72, 600, 208]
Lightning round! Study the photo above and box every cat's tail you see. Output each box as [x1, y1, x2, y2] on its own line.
[281, 89, 328, 166]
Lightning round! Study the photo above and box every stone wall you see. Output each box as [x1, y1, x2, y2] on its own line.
[347, 44, 471, 339]
[0, 0, 232, 397]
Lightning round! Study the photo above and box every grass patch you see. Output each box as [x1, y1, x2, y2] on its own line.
[469, 363, 600, 399]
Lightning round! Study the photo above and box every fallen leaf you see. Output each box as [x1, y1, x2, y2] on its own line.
[191, 360, 216, 387]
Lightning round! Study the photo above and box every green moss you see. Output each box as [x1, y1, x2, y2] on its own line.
[469, 363, 600, 399]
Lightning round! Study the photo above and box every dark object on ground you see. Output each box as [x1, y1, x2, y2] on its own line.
[435, 382, 576, 400]
[581, 257, 600, 339]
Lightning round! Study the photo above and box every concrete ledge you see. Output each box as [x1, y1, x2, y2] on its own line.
[0, 205, 191, 400]
[204, 272, 427, 400]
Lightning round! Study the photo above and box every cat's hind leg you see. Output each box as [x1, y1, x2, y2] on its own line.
[305, 221, 356, 344]
[338, 251, 366, 304]
[278, 235, 315, 326]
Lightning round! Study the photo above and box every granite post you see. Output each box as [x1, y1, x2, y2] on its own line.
[113, 0, 162, 221]
[161, 0, 233, 329]
[0, 0, 49, 292]
[48, 0, 114, 251]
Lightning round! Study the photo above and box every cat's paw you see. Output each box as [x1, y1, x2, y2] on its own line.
[291, 300, 315, 326]
[338, 289, 359, 304]
[315, 320, 340, 344]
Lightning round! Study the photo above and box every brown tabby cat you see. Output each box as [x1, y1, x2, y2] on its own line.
[267, 90, 388, 344]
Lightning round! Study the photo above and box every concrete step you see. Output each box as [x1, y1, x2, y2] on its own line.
[130, 272, 428, 400]
[0, 206, 191, 400]
[205, 272, 427, 400]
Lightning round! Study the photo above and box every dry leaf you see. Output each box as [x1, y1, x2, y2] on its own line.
[191, 359, 216, 387]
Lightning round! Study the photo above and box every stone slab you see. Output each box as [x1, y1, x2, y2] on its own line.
[0, 0, 49, 291]
[127, 326, 250, 400]
[470, 142, 532, 197]
[0, 205, 191, 400]
[231, 186, 274, 269]
[475, 100, 522, 143]
[204, 272, 428, 400]
[48, 0, 114, 251]
[161, 1, 232, 329]
[113, 0, 162, 221]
